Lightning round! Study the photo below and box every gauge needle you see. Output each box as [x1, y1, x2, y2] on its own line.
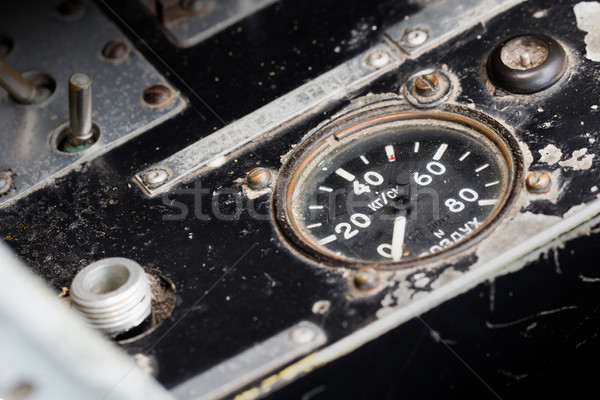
[391, 214, 406, 261]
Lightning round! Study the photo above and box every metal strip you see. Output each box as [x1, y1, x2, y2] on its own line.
[165, 0, 278, 48]
[135, 43, 402, 195]
[385, 0, 524, 56]
[171, 321, 326, 400]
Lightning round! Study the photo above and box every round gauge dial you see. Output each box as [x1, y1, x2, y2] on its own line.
[275, 107, 518, 267]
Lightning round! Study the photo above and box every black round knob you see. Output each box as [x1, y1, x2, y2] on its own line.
[487, 34, 567, 94]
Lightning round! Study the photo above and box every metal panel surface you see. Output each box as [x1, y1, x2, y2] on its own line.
[134, 44, 402, 195]
[385, 0, 524, 56]
[0, 0, 185, 206]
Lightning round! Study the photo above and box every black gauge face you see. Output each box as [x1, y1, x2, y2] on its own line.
[278, 112, 515, 266]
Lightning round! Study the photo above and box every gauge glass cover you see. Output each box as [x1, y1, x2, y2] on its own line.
[279, 111, 515, 266]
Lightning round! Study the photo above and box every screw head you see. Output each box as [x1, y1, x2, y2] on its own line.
[414, 73, 440, 97]
[144, 169, 169, 187]
[526, 171, 551, 194]
[354, 267, 379, 291]
[102, 40, 130, 61]
[487, 34, 567, 94]
[0, 172, 13, 195]
[367, 50, 391, 69]
[290, 325, 317, 344]
[403, 28, 429, 47]
[143, 85, 173, 108]
[247, 167, 272, 189]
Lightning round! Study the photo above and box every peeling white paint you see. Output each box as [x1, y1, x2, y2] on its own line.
[413, 276, 431, 288]
[558, 148, 595, 170]
[429, 267, 467, 290]
[579, 275, 600, 282]
[574, 2, 600, 61]
[372, 135, 598, 329]
[412, 272, 431, 288]
[369, 200, 600, 366]
[539, 144, 562, 165]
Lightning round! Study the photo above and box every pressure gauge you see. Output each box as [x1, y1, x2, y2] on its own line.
[274, 104, 520, 268]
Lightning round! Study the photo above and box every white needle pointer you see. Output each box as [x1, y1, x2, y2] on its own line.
[391, 214, 406, 261]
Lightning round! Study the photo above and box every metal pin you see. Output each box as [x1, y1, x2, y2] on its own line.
[68, 73, 93, 141]
[0, 58, 41, 104]
[520, 52, 531, 67]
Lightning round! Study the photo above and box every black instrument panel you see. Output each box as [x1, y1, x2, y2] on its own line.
[1, 0, 600, 399]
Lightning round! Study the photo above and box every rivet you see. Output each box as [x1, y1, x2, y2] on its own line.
[367, 50, 391, 69]
[143, 85, 173, 107]
[526, 171, 551, 194]
[102, 40, 130, 61]
[144, 169, 169, 187]
[403, 28, 429, 47]
[247, 167, 272, 189]
[354, 267, 380, 291]
[290, 325, 317, 344]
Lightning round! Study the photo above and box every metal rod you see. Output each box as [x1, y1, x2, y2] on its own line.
[0, 58, 40, 104]
[68, 73, 93, 140]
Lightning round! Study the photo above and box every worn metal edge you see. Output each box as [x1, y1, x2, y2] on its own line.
[171, 321, 326, 400]
[0, 96, 186, 209]
[230, 198, 600, 399]
[164, 0, 279, 48]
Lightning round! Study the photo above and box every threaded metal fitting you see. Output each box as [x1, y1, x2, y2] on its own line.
[70, 258, 152, 336]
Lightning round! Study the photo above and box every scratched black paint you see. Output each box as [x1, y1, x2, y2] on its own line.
[0, 0, 598, 398]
